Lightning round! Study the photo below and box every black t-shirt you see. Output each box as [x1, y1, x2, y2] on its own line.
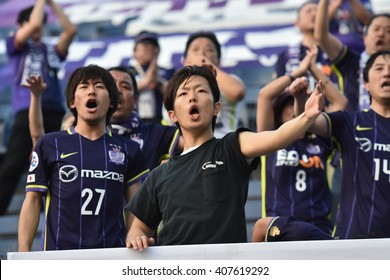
[127, 128, 259, 245]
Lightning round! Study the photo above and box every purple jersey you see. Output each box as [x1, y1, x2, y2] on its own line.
[6, 35, 65, 114]
[261, 136, 333, 233]
[326, 110, 390, 239]
[275, 43, 331, 90]
[330, 46, 365, 112]
[26, 128, 149, 250]
[329, 0, 372, 55]
[128, 63, 175, 122]
[111, 112, 180, 170]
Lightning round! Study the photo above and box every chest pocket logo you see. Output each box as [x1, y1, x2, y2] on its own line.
[59, 165, 78, 183]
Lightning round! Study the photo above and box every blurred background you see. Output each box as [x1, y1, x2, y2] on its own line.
[0, 0, 389, 136]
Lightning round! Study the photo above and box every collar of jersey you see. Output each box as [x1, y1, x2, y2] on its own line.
[66, 126, 112, 136]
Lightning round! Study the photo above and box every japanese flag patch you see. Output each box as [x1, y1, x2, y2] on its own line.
[27, 174, 35, 183]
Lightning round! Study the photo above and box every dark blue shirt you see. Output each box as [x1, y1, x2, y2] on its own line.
[261, 135, 333, 233]
[6, 35, 65, 114]
[111, 112, 180, 171]
[26, 128, 149, 250]
[326, 110, 390, 239]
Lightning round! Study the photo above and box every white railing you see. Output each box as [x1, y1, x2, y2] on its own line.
[7, 238, 390, 260]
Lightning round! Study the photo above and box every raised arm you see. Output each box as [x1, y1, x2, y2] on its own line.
[14, 0, 47, 46]
[307, 48, 348, 112]
[314, 0, 344, 61]
[47, 0, 77, 55]
[136, 57, 158, 90]
[25, 75, 47, 147]
[214, 65, 245, 102]
[257, 47, 314, 131]
[328, 0, 343, 20]
[349, 0, 373, 26]
[240, 82, 325, 159]
[256, 76, 289, 132]
[291, 81, 330, 138]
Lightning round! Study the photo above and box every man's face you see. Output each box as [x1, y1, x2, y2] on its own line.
[133, 41, 159, 66]
[110, 70, 135, 122]
[364, 16, 390, 55]
[168, 75, 220, 133]
[295, 3, 317, 33]
[365, 54, 390, 105]
[184, 37, 220, 66]
[70, 79, 111, 125]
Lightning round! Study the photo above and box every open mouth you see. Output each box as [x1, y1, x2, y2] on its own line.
[86, 100, 97, 109]
[382, 81, 390, 88]
[190, 107, 199, 115]
[375, 39, 384, 48]
[189, 106, 200, 120]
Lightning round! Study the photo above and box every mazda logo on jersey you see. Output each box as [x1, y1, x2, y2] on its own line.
[355, 137, 372, 152]
[59, 165, 79, 183]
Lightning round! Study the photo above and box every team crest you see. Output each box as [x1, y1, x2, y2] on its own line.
[29, 151, 39, 172]
[109, 145, 125, 165]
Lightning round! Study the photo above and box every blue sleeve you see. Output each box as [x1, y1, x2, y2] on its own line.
[25, 136, 49, 193]
[6, 34, 19, 56]
[323, 111, 352, 151]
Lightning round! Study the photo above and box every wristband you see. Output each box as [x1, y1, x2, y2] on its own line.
[287, 74, 296, 82]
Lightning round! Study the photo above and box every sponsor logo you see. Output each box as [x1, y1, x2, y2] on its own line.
[59, 165, 124, 183]
[275, 149, 323, 169]
[355, 138, 390, 153]
[355, 137, 372, 152]
[60, 152, 79, 159]
[356, 125, 373, 131]
[29, 151, 39, 172]
[59, 165, 79, 183]
[374, 143, 390, 152]
[202, 160, 224, 170]
[81, 169, 124, 182]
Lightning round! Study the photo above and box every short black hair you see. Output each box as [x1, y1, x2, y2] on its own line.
[364, 13, 390, 35]
[363, 50, 390, 83]
[184, 31, 221, 61]
[296, 1, 317, 19]
[17, 5, 47, 25]
[164, 65, 220, 132]
[65, 64, 119, 126]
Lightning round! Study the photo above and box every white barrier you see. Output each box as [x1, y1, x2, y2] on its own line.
[7, 239, 390, 260]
